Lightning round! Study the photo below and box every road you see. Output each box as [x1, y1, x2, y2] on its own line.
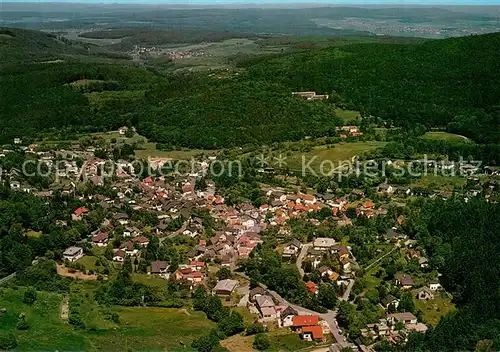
[296, 243, 311, 277]
[340, 279, 355, 301]
[0, 272, 16, 286]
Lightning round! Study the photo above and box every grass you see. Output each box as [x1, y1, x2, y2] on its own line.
[132, 273, 168, 288]
[0, 287, 87, 351]
[414, 293, 455, 326]
[77, 256, 102, 271]
[221, 329, 315, 352]
[0, 285, 215, 351]
[268, 329, 315, 351]
[287, 141, 386, 171]
[421, 132, 471, 143]
[232, 307, 259, 325]
[135, 143, 216, 160]
[411, 174, 467, 191]
[335, 108, 360, 123]
[26, 230, 42, 238]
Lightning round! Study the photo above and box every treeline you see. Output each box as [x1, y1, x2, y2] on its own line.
[247, 32, 500, 144]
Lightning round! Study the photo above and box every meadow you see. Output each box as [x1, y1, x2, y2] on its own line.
[0, 285, 215, 351]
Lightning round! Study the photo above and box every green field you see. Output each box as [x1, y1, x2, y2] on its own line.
[287, 141, 386, 172]
[411, 174, 467, 191]
[335, 108, 360, 123]
[0, 286, 215, 351]
[421, 132, 471, 143]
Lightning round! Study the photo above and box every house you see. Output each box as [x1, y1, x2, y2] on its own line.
[92, 233, 108, 247]
[280, 306, 299, 327]
[429, 280, 442, 291]
[113, 249, 126, 262]
[249, 286, 267, 302]
[132, 236, 149, 247]
[292, 315, 319, 331]
[118, 126, 129, 135]
[302, 325, 324, 341]
[395, 273, 414, 290]
[255, 295, 275, 309]
[151, 261, 168, 277]
[63, 246, 84, 262]
[13, 137, 22, 145]
[381, 295, 400, 310]
[384, 228, 403, 242]
[414, 286, 434, 301]
[282, 239, 302, 259]
[313, 237, 336, 251]
[388, 312, 418, 325]
[212, 279, 239, 296]
[305, 281, 318, 294]
[72, 207, 89, 221]
[378, 183, 395, 195]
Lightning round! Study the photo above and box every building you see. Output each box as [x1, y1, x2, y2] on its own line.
[302, 325, 324, 341]
[92, 233, 108, 247]
[280, 306, 299, 327]
[414, 286, 434, 301]
[63, 246, 84, 262]
[313, 237, 336, 251]
[113, 249, 126, 262]
[292, 315, 319, 331]
[429, 280, 442, 291]
[388, 312, 418, 325]
[212, 279, 239, 296]
[151, 261, 168, 277]
[395, 273, 414, 290]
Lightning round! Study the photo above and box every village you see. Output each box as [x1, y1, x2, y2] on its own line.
[2, 128, 499, 352]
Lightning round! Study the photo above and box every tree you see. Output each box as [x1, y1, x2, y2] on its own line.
[23, 287, 37, 305]
[246, 322, 266, 336]
[191, 329, 220, 352]
[398, 292, 415, 313]
[104, 246, 114, 260]
[253, 333, 270, 351]
[216, 267, 232, 280]
[318, 283, 337, 309]
[0, 332, 17, 350]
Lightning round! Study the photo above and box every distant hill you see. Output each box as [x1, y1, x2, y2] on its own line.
[0, 27, 129, 67]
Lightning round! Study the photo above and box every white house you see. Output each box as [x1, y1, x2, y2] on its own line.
[63, 246, 84, 262]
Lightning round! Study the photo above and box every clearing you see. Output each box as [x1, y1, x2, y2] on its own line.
[335, 108, 360, 123]
[421, 132, 471, 143]
[57, 264, 98, 280]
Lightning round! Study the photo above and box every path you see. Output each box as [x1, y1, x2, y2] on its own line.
[364, 245, 397, 271]
[60, 294, 69, 321]
[296, 243, 311, 277]
[0, 273, 16, 286]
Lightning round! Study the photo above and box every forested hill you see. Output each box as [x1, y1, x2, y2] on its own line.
[0, 27, 128, 67]
[247, 32, 500, 144]
[1, 28, 499, 146]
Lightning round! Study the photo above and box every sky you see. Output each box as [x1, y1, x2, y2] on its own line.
[2, 0, 500, 4]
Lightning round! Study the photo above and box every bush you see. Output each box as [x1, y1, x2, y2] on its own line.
[0, 332, 17, 350]
[253, 333, 270, 351]
[22, 287, 37, 305]
[246, 322, 266, 336]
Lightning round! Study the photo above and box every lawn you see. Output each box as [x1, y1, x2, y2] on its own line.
[421, 132, 471, 143]
[77, 256, 102, 271]
[132, 273, 168, 288]
[287, 141, 386, 172]
[415, 293, 455, 326]
[0, 285, 215, 351]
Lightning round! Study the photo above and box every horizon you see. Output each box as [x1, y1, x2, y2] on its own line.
[2, 0, 500, 6]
